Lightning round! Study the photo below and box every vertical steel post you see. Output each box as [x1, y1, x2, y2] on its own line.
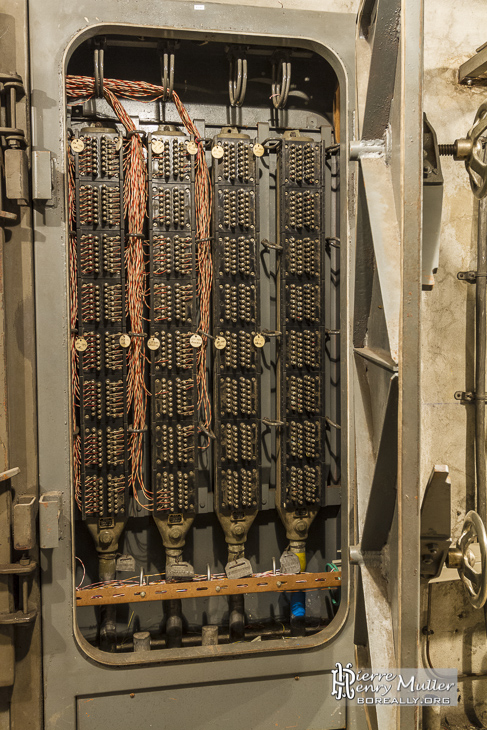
[476, 193, 487, 524]
[0, 194, 14, 728]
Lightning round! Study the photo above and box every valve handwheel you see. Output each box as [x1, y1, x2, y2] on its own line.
[456, 510, 487, 609]
[465, 102, 487, 199]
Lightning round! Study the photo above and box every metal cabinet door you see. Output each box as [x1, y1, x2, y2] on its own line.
[351, 2, 423, 729]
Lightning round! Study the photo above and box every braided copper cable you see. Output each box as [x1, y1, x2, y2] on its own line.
[67, 75, 213, 510]
[67, 75, 213, 441]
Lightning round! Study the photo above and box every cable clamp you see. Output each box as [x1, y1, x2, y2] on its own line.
[325, 143, 340, 156]
[457, 270, 487, 282]
[325, 237, 340, 248]
[261, 137, 282, 150]
[196, 328, 214, 340]
[198, 423, 216, 440]
[261, 238, 283, 251]
[126, 129, 147, 140]
[454, 391, 487, 402]
[262, 418, 284, 427]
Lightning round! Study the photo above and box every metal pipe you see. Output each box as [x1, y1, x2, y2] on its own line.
[165, 600, 183, 649]
[164, 550, 183, 648]
[477, 194, 487, 524]
[288, 540, 306, 637]
[227, 544, 246, 641]
[115, 623, 324, 651]
[201, 625, 218, 646]
[133, 631, 151, 652]
[98, 553, 117, 651]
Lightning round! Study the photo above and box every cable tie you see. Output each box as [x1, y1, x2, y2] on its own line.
[128, 332, 147, 338]
[261, 329, 282, 337]
[325, 416, 341, 430]
[196, 328, 214, 340]
[128, 427, 148, 433]
[126, 233, 145, 239]
[195, 236, 214, 243]
[325, 329, 340, 335]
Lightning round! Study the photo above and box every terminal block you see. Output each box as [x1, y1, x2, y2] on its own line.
[277, 131, 325, 537]
[212, 129, 262, 523]
[148, 127, 198, 519]
[73, 127, 129, 519]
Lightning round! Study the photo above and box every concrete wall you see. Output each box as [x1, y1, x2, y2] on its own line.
[423, 2, 487, 728]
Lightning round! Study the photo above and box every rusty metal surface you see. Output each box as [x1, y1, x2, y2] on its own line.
[75, 570, 342, 607]
[0, 467, 19, 482]
[0, 609, 36, 625]
[0, 562, 36, 575]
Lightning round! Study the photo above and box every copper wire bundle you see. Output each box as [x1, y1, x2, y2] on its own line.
[66, 74, 213, 511]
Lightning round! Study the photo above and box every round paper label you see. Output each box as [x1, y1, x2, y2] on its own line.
[151, 139, 164, 155]
[147, 336, 161, 351]
[190, 333, 203, 348]
[75, 336, 88, 352]
[211, 144, 224, 159]
[71, 138, 85, 153]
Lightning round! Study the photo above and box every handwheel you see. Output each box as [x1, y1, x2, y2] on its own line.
[457, 510, 487, 609]
[465, 102, 487, 199]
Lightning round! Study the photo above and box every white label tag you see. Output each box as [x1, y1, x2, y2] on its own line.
[190, 333, 203, 348]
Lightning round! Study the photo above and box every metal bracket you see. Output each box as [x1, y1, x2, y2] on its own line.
[349, 139, 385, 161]
[454, 390, 483, 402]
[457, 270, 482, 282]
[420, 466, 451, 579]
[32, 150, 52, 200]
[13, 495, 37, 551]
[0, 609, 37, 626]
[0, 561, 36, 575]
[39, 492, 62, 548]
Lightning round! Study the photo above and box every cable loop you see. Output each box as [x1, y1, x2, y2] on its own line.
[228, 51, 248, 107]
[271, 56, 291, 110]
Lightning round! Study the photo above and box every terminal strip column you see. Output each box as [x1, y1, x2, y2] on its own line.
[276, 132, 325, 526]
[148, 130, 199, 518]
[74, 130, 130, 520]
[212, 132, 262, 526]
